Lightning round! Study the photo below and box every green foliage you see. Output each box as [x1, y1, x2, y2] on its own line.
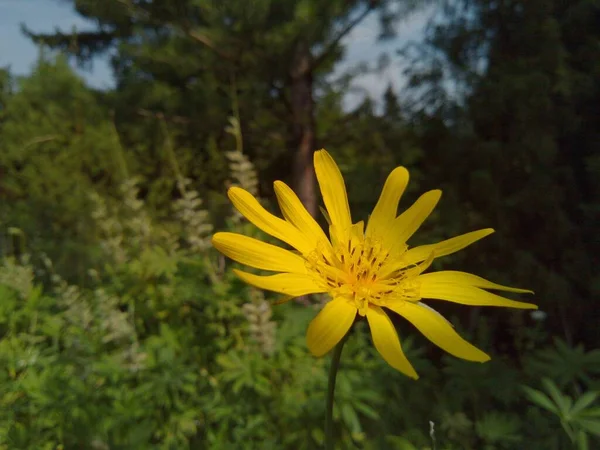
[525, 338, 600, 389]
[403, 0, 599, 348]
[25, 0, 432, 213]
[0, 56, 119, 277]
[2, 111, 597, 446]
[0, 0, 598, 447]
[475, 412, 522, 448]
[523, 379, 600, 449]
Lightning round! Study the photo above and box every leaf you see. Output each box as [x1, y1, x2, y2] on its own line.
[523, 386, 558, 414]
[311, 428, 325, 445]
[353, 401, 380, 420]
[542, 378, 571, 416]
[577, 430, 589, 450]
[476, 412, 522, 443]
[527, 339, 600, 387]
[577, 418, 600, 437]
[571, 392, 599, 418]
[579, 407, 600, 418]
[341, 403, 361, 434]
[385, 436, 419, 450]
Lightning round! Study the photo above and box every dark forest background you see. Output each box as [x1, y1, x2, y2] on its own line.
[0, 0, 599, 449]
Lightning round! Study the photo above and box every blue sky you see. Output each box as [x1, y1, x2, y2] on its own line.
[0, 0, 113, 88]
[0, 0, 432, 106]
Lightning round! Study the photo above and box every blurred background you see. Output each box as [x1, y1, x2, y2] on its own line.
[0, 0, 599, 449]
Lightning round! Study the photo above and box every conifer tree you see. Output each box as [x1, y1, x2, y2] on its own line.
[405, 0, 599, 345]
[26, 0, 429, 216]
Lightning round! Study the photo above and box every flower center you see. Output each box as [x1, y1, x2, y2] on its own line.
[306, 231, 423, 316]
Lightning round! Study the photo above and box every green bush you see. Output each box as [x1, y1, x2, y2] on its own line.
[1, 168, 599, 449]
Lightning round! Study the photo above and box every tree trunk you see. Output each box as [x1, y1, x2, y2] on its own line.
[290, 41, 317, 218]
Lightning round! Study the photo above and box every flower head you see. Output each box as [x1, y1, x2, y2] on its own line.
[212, 149, 536, 378]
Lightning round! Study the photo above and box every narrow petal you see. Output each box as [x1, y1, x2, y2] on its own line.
[419, 271, 533, 294]
[366, 166, 409, 240]
[391, 190, 442, 246]
[212, 232, 307, 273]
[319, 206, 332, 226]
[402, 229, 495, 266]
[314, 150, 352, 235]
[273, 180, 330, 250]
[366, 306, 418, 379]
[419, 278, 538, 309]
[228, 187, 312, 254]
[306, 298, 356, 357]
[387, 302, 490, 362]
[379, 249, 435, 280]
[233, 269, 326, 297]
[417, 302, 452, 324]
[351, 221, 364, 238]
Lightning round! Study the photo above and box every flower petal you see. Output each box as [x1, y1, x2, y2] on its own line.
[233, 269, 326, 297]
[419, 276, 538, 309]
[391, 190, 442, 246]
[419, 271, 533, 294]
[387, 302, 490, 362]
[273, 180, 330, 250]
[366, 306, 418, 379]
[403, 228, 495, 265]
[314, 149, 352, 236]
[351, 221, 364, 238]
[366, 166, 409, 240]
[379, 248, 435, 280]
[306, 298, 356, 357]
[228, 187, 311, 254]
[212, 232, 307, 273]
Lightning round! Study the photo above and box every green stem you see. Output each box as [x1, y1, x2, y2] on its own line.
[325, 335, 348, 450]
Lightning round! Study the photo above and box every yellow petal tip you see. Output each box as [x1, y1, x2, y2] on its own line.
[211, 232, 225, 245]
[477, 353, 492, 363]
[313, 148, 329, 160]
[227, 186, 242, 197]
[515, 302, 538, 310]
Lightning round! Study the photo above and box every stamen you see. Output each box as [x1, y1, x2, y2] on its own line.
[307, 230, 421, 312]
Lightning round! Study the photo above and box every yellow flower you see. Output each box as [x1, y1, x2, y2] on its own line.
[212, 149, 536, 378]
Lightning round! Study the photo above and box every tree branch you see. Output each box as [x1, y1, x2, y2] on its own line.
[311, 3, 376, 72]
[184, 29, 232, 60]
[115, 0, 232, 60]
